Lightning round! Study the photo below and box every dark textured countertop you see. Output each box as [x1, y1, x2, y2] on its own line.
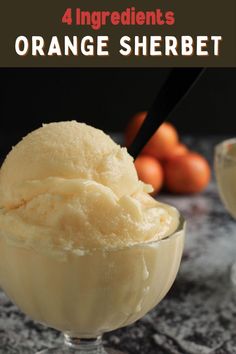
[0, 136, 236, 354]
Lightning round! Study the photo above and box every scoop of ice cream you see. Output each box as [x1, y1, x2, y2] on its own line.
[226, 141, 236, 159]
[0, 121, 179, 253]
[0, 121, 141, 208]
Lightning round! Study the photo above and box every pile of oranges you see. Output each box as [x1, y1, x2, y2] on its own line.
[125, 112, 211, 195]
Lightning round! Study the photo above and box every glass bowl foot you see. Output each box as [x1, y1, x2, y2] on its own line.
[37, 335, 126, 354]
[37, 348, 125, 354]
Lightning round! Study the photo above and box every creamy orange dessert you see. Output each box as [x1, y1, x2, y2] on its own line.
[215, 139, 236, 218]
[0, 121, 185, 337]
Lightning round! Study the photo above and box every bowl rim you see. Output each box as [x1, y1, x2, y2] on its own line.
[133, 212, 186, 249]
[0, 211, 186, 254]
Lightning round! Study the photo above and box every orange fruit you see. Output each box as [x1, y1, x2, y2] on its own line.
[134, 155, 164, 195]
[125, 112, 179, 160]
[164, 152, 211, 194]
[164, 143, 188, 160]
[125, 111, 146, 147]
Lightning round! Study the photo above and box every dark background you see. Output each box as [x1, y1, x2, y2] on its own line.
[0, 68, 235, 155]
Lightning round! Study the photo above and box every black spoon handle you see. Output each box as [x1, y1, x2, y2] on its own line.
[128, 68, 205, 159]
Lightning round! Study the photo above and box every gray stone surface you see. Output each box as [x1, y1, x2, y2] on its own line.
[0, 136, 236, 353]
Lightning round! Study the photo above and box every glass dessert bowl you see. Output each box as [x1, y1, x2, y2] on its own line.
[215, 138, 236, 218]
[0, 214, 185, 354]
[0, 121, 186, 353]
[215, 138, 236, 287]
